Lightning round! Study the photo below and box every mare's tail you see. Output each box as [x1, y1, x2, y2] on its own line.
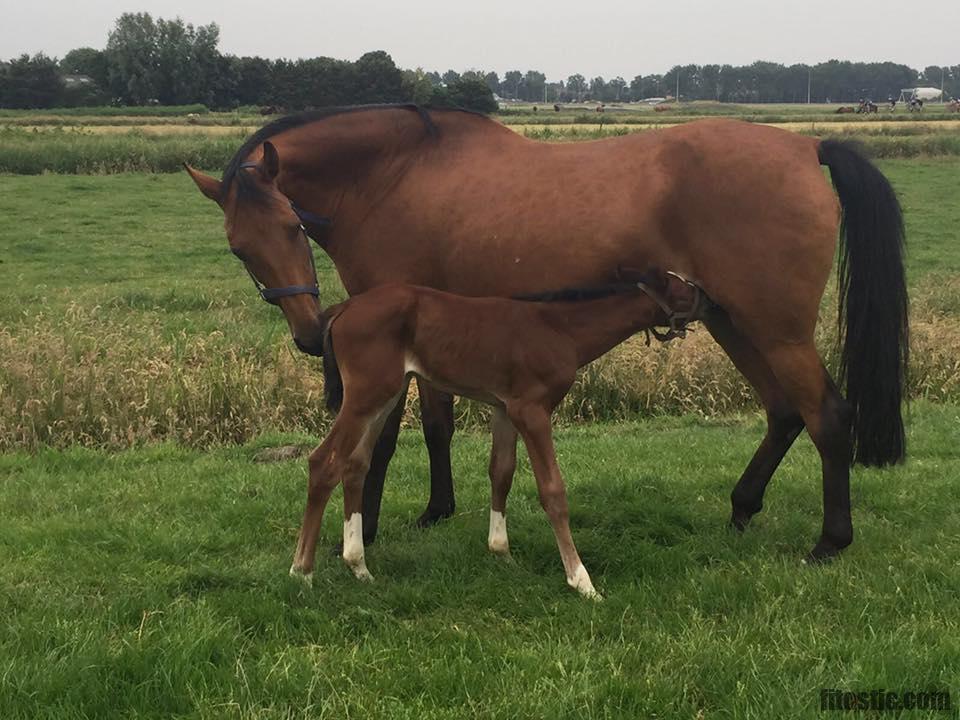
[818, 139, 908, 466]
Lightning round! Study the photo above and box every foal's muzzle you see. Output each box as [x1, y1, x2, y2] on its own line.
[294, 336, 324, 357]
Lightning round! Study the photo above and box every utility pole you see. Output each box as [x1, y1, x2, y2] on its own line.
[676, 72, 680, 102]
[942, 67, 945, 102]
[807, 67, 812, 104]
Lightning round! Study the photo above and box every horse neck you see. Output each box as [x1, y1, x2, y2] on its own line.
[541, 291, 666, 368]
[272, 108, 518, 287]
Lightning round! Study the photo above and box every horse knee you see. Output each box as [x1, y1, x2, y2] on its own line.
[537, 482, 568, 519]
[489, 454, 516, 484]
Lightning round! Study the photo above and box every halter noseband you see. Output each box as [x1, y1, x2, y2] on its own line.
[635, 271, 713, 344]
[236, 161, 331, 305]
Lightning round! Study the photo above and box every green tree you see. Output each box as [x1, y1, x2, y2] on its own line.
[234, 56, 273, 106]
[0, 53, 64, 108]
[566, 73, 586, 100]
[524, 70, 546, 102]
[609, 76, 626, 101]
[503, 70, 522, 99]
[61, 48, 109, 88]
[431, 77, 497, 113]
[401, 67, 436, 105]
[353, 51, 405, 103]
[106, 12, 159, 104]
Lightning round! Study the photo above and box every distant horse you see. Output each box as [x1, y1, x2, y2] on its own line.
[290, 269, 706, 597]
[185, 105, 908, 563]
[835, 106, 856, 114]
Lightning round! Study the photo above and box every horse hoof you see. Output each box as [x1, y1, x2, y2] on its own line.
[351, 566, 375, 582]
[289, 565, 313, 587]
[803, 540, 847, 565]
[415, 506, 454, 529]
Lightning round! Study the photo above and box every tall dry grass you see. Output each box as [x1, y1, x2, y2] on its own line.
[3, 296, 959, 451]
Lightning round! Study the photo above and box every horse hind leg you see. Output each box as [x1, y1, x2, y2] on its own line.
[760, 341, 853, 561]
[705, 308, 804, 530]
[487, 406, 518, 556]
[507, 402, 600, 600]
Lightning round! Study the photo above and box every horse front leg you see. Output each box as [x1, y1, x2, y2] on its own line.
[415, 378, 457, 528]
[358, 385, 407, 545]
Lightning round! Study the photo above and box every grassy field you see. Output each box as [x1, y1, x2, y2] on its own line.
[2, 109, 960, 717]
[1, 159, 960, 448]
[2, 101, 960, 173]
[3, 406, 960, 718]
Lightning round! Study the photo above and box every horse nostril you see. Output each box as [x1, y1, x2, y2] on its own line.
[294, 337, 323, 357]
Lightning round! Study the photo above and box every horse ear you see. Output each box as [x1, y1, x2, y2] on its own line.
[261, 141, 280, 181]
[183, 164, 222, 205]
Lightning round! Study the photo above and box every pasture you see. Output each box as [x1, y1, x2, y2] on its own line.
[2, 106, 960, 717]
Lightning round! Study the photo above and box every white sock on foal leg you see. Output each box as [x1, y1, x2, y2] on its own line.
[342, 513, 374, 581]
[289, 563, 313, 587]
[567, 563, 601, 601]
[487, 509, 510, 555]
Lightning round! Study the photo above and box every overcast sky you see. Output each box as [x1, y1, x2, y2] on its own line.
[4, 0, 957, 79]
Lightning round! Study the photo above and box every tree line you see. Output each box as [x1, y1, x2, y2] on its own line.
[1, 12, 957, 110]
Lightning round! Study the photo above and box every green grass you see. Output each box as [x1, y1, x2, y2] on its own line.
[2, 160, 957, 323]
[3, 406, 960, 718]
[0, 103, 212, 117]
[1, 160, 959, 449]
[0, 127, 245, 173]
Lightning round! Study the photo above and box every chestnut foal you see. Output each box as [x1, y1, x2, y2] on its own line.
[290, 269, 709, 599]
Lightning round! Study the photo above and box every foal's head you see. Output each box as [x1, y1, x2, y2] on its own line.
[185, 142, 326, 355]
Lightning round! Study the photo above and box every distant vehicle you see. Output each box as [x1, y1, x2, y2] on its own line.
[898, 87, 943, 104]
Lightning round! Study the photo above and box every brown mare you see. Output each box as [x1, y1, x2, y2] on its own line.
[290, 270, 706, 598]
[185, 104, 908, 563]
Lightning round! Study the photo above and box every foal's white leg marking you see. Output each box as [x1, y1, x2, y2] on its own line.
[567, 564, 601, 601]
[289, 563, 313, 587]
[487, 509, 510, 555]
[342, 513, 374, 582]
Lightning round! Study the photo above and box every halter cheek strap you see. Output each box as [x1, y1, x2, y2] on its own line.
[235, 161, 329, 304]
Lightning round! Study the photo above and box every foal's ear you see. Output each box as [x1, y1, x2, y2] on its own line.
[261, 141, 280, 181]
[184, 164, 222, 205]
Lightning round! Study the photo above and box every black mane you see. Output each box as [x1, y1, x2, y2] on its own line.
[221, 104, 482, 203]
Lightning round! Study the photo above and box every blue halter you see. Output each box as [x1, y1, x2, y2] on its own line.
[235, 161, 330, 304]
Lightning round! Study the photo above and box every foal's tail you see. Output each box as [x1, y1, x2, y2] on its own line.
[818, 139, 909, 466]
[322, 325, 344, 413]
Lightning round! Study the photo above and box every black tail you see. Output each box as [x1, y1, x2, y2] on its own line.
[321, 326, 343, 413]
[818, 139, 908, 466]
